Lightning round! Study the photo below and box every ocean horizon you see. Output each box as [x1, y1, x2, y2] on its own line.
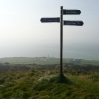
[0, 43, 99, 61]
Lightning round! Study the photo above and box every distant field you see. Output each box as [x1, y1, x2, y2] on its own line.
[0, 57, 60, 65]
[81, 59, 99, 65]
[0, 57, 99, 65]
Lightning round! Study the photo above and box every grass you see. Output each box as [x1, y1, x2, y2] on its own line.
[81, 59, 99, 65]
[0, 57, 99, 65]
[0, 70, 99, 98]
[49, 73, 71, 84]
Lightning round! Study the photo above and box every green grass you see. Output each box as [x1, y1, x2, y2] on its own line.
[0, 57, 60, 65]
[81, 59, 99, 65]
[1, 57, 99, 65]
[0, 70, 99, 98]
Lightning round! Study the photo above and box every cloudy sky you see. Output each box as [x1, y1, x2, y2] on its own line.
[0, 0, 99, 59]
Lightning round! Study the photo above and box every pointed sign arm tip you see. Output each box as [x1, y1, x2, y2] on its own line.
[80, 10, 81, 14]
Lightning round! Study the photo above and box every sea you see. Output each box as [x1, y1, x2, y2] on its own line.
[0, 43, 99, 60]
[27, 43, 99, 60]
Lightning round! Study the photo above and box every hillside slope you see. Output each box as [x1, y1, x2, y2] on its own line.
[0, 70, 99, 99]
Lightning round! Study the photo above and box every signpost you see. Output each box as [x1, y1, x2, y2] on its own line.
[64, 21, 84, 26]
[40, 18, 60, 23]
[60, 6, 63, 76]
[40, 6, 84, 77]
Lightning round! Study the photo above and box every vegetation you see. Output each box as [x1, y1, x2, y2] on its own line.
[0, 57, 99, 65]
[0, 65, 99, 98]
[0, 58, 99, 98]
[0, 64, 30, 72]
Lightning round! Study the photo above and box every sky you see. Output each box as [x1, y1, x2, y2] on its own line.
[0, 0, 99, 59]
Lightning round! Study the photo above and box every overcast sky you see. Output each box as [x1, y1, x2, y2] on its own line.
[0, 0, 99, 59]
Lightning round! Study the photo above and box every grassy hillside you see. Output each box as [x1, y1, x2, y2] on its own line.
[0, 57, 60, 65]
[0, 57, 99, 65]
[0, 70, 99, 99]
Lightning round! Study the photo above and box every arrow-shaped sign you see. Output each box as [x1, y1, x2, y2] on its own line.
[40, 17, 60, 23]
[63, 9, 81, 15]
[64, 20, 84, 26]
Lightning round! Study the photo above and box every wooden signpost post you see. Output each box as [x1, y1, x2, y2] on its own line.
[40, 6, 84, 77]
